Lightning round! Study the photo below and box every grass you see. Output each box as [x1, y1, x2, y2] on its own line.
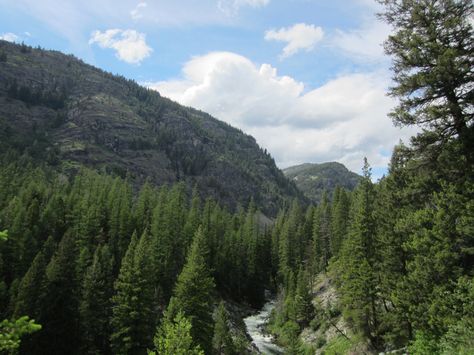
[321, 335, 352, 355]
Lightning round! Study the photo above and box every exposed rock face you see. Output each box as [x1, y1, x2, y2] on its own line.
[0, 40, 304, 215]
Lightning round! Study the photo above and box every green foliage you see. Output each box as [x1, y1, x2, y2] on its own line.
[213, 301, 236, 355]
[79, 245, 114, 354]
[322, 335, 352, 355]
[439, 317, 474, 355]
[14, 251, 46, 319]
[379, 0, 474, 162]
[0, 316, 41, 352]
[0, 41, 303, 216]
[408, 331, 439, 355]
[169, 227, 215, 354]
[149, 312, 204, 355]
[0, 161, 271, 354]
[1, 12, 473, 351]
[294, 268, 314, 328]
[332, 159, 381, 345]
[283, 162, 361, 203]
[110, 231, 156, 354]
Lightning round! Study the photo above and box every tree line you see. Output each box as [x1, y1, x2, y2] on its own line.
[0, 155, 273, 354]
[267, 0, 474, 353]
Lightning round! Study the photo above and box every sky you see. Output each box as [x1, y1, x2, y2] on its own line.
[0, 0, 418, 179]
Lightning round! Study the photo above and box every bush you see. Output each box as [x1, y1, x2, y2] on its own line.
[408, 331, 439, 355]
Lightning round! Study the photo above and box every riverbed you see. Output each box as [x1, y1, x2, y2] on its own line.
[243, 300, 284, 354]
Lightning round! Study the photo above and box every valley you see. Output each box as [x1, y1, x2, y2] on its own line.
[1, 1, 473, 354]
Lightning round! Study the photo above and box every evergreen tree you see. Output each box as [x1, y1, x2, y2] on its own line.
[213, 301, 235, 355]
[149, 311, 204, 355]
[183, 187, 201, 255]
[378, 0, 474, 162]
[330, 187, 350, 257]
[110, 230, 156, 354]
[134, 182, 156, 236]
[79, 245, 114, 354]
[0, 316, 41, 353]
[293, 268, 314, 329]
[332, 159, 381, 348]
[14, 251, 46, 319]
[316, 191, 332, 270]
[171, 226, 215, 354]
[279, 200, 302, 283]
[241, 201, 264, 306]
[37, 232, 79, 354]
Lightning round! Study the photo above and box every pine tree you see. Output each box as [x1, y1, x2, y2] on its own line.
[183, 187, 201, 254]
[14, 251, 46, 319]
[330, 187, 350, 257]
[79, 245, 114, 354]
[149, 311, 204, 355]
[241, 201, 264, 306]
[316, 191, 332, 270]
[37, 232, 79, 354]
[333, 159, 381, 347]
[293, 268, 314, 329]
[171, 226, 215, 354]
[378, 0, 474, 162]
[134, 182, 156, 236]
[0, 316, 41, 353]
[110, 230, 156, 354]
[213, 301, 235, 355]
[279, 200, 302, 283]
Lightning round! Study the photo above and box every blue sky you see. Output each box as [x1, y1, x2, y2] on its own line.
[0, 0, 417, 179]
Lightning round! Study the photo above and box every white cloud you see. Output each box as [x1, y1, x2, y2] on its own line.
[331, 18, 391, 62]
[218, 0, 270, 16]
[130, 2, 147, 20]
[3, 0, 232, 58]
[0, 32, 20, 42]
[145, 52, 416, 173]
[265, 23, 324, 58]
[89, 29, 152, 64]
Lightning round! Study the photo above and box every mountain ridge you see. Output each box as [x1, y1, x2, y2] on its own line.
[283, 162, 361, 202]
[0, 40, 305, 215]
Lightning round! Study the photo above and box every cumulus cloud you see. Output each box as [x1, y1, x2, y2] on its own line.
[130, 2, 147, 20]
[145, 52, 416, 173]
[0, 32, 20, 42]
[265, 23, 324, 58]
[218, 0, 270, 16]
[89, 29, 152, 64]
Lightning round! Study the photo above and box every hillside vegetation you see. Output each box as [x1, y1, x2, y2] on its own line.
[283, 162, 361, 203]
[1, 0, 473, 354]
[0, 40, 303, 216]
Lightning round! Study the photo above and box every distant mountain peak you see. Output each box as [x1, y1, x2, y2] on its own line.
[283, 162, 361, 203]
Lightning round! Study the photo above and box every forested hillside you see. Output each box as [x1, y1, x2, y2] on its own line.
[0, 0, 473, 354]
[0, 40, 303, 216]
[283, 162, 361, 203]
[265, 1, 474, 353]
[0, 156, 272, 354]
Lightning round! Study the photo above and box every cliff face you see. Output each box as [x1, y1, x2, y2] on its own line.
[0, 40, 304, 215]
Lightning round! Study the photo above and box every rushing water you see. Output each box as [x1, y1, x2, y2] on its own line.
[243, 300, 284, 354]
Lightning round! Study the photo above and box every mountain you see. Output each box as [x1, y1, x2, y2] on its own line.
[0, 40, 304, 215]
[283, 162, 361, 202]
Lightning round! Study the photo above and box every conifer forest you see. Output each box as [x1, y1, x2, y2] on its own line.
[0, 0, 473, 354]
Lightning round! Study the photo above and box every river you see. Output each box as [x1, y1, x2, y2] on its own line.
[243, 300, 284, 354]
